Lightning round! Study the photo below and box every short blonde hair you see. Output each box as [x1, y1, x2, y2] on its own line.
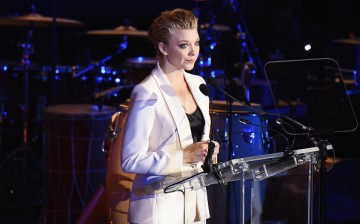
[147, 8, 198, 57]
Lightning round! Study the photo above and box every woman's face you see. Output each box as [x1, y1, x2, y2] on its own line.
[161, 28, 200, 71]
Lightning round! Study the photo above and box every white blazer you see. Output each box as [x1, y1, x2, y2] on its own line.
[121, 64, 211, 224]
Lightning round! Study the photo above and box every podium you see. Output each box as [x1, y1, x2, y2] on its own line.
[161, 145, 333, 224]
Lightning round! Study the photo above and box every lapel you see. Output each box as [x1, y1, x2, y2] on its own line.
[184, 72, 211, 140]
[151, 64, 194, 148]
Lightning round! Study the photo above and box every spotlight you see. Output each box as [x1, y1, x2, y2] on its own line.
[304, 44, 312, 51]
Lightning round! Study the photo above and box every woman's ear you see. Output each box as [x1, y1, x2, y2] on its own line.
[158, 42, 168, 56]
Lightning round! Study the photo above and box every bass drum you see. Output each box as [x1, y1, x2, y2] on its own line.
[212, 100, 269, 161]
[103, 102, 135, 224]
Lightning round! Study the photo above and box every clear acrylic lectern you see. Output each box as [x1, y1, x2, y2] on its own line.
[160, 145, 332, 224]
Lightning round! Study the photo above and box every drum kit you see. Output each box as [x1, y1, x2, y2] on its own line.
[0, 8, 154, 143]
[0, 3, 269, 224]
[0, 8, 154, 224]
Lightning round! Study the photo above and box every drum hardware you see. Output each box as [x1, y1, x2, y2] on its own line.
[0, 14, 35, 171]
[73, 36, 128, 109]
[0, 4, 84, 104]
[0, 3, 85, 142]
[192, 2, 230, 82]
[73, 35, 128, 79]
[92, 84, 135, 100]
[224, 0, 265, 78]
[0, 10, 44, 213]
[239, 61, 256, 103]
[101, 103, 135, 223]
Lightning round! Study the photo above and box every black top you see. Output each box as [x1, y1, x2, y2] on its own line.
[186, 106, 205, 142]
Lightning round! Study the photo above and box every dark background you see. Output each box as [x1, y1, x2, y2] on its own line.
[1, 0, 360, 65]
[1, 0, 360, 223]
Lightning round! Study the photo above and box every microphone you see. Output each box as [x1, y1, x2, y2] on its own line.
[199, 83, 224, 185]
[276, 117, 313, 131]
[199, 83, 210, 97]
[199, 83, 215, 173]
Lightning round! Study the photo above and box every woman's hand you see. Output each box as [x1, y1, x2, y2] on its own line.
[183, 140, 220, 164]
[212, 140, 220, 164]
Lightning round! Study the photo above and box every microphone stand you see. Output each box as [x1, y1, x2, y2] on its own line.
[199, 84, 225, 187]
[280, 117, 331, 224]
[308, 136, 329, 224]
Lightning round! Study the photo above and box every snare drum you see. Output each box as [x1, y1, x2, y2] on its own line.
[103, 102, 135, 224]
[42, 104, 116, 224]
[122, 57, 158, 84]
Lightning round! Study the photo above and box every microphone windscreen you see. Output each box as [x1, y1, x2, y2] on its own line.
[207, 76, 220, 88]
[199, 83, 210, 96]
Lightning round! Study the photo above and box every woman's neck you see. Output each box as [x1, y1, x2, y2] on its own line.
[159, 61, 184, 79]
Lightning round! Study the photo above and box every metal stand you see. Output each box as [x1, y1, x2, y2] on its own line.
[0, 13, 43, 214]
[0, 102, 3, 156]
[0, 26, 34, 171]
[307, 136, 329, 224]
[73, 36, 128, 110]
[72, 36, 127, 79]
[239, 166, 245, 224]
[226, 0, 265, 77]
[307, 153, 315, 224]
[317, 139, 329, 224]
[21, 27, 33, 146]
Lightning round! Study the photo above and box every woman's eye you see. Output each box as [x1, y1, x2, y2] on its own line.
[179, 44, 188, 49]
[195, 41, 200, 46]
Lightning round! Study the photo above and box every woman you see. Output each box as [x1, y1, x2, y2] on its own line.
[121, 8, 220, 224]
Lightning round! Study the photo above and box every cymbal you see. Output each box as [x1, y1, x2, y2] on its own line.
[0, 13, 84, 27]
[333, 38, 360, 45]
[86, 25, 147, 37]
